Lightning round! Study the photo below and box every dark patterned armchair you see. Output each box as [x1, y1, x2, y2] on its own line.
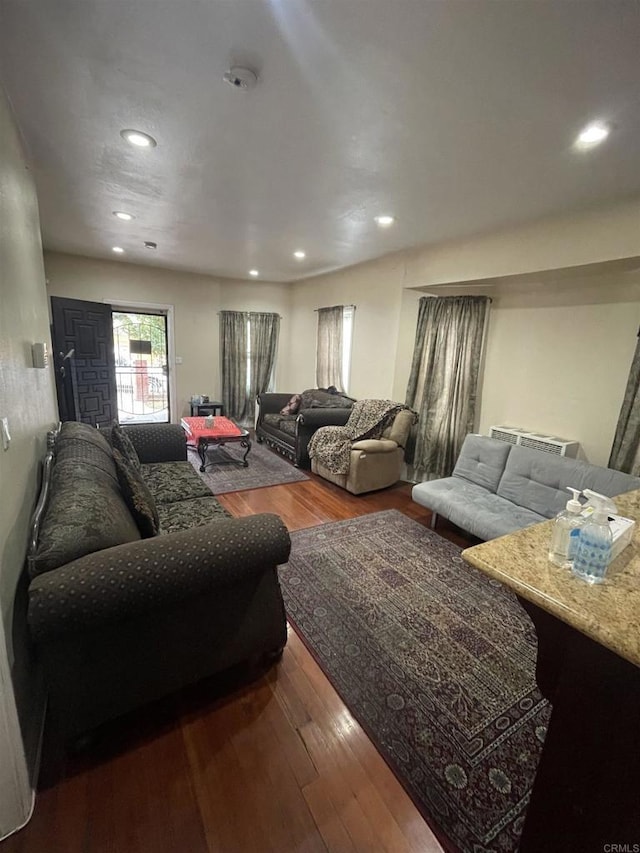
[27, 421, 290, 745]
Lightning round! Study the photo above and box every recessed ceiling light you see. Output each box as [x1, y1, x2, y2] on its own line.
[374, 215, 395, 227]
[293, 250, 306, 260]
[120, 129, 157, 148]
[249, 269, 259, 277]
[113, 211, 135, 221]
[574, 121, 610, 150]
[112, 246, 125, 254]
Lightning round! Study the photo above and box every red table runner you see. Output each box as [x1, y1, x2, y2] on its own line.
[181, 416, 243, 441]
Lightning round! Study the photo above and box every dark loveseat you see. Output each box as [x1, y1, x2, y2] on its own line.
[256, 387, 356, 467]
[27, 420, 290, 743]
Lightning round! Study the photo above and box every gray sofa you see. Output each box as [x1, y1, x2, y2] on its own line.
[27, 420, 290, 743]
[256, 387, 356, 467]
[412, 434, 640, 541]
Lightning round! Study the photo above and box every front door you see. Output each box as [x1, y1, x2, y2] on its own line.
[111, 311, 170, 423]
[50, 296, 118, 428]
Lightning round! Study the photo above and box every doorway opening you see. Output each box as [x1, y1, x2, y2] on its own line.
[112, 311, 170, 424]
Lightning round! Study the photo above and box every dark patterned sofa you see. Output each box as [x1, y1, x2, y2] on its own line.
[256, 387, 356, 467]
[27, 421, 290, 744]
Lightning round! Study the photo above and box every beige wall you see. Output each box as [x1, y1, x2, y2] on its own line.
[292, 203, 640, 467]
[44, 199, 640, 466]
[289, 253, 407, 398]
[401, 198, 640, 287]
[477, 273, 639, 465]
[44, 253, 292, 416]
[0, 86, 58, 831]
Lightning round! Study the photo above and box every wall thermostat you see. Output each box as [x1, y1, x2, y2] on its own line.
[32, 342, 49, 369]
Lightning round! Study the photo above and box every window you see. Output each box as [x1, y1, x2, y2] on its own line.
[220, 311, 279, 423]
[316, 304, 355, 392]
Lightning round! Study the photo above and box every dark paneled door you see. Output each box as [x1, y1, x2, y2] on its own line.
[50, 296, 118, 428]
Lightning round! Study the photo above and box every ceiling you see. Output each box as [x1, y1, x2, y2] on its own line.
[1, 0, 639, 283]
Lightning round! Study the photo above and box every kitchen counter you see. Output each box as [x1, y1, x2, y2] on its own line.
[461, 487, 640, 852]
[462, 487, 640, 667]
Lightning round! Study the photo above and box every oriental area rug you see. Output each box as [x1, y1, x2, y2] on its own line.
[279, 510, 550, 853]
[188, 441, 308, 494]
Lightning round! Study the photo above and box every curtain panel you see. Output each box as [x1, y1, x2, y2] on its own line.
[220, 311, 249, 422]
[219, 311, 280, 425]
[248, 311, 280, 423]
[406, 295, 490, 481]
[316, 305, 344, 391]
[609, 334, 640, 475]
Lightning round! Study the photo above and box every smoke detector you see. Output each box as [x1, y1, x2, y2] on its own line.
[223, 66, 258, 91]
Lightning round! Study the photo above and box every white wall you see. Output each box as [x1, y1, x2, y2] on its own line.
[0, 86, 58, 837]
[44, 252, 292, 416]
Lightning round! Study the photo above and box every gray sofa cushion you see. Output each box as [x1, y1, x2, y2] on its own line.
[497, 445, 640, 519]
[452, 434, 512, 492]
[412, 477, 545, 540]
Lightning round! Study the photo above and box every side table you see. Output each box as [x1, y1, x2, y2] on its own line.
[190, 400, 225, 417]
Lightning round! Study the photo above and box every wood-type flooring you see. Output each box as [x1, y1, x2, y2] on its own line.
[2, 472, 475, 853]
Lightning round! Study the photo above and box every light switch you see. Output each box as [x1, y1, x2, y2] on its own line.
[175, 356, 183, 365]
[1, 417, 10, 451]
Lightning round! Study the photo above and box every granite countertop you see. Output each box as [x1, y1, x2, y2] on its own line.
[462, 488, 640, 668]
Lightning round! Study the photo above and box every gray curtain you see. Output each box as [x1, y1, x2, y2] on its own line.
[609, 333, 640, 475]
[220, 311, 280, 425]
[406, 295, 490, 481]
[248, 312, 280, 423]
[220, 311, 249, 422]
[316, 306, 344, 391]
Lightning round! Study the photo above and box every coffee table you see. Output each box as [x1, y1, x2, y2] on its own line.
[181, 416, 251, 472]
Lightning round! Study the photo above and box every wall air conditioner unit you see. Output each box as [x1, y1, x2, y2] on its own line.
[489, 426, 579, 458]
[488, 425, 524, 445]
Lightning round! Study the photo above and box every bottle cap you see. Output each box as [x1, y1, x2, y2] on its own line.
[566, 487, 582, 514]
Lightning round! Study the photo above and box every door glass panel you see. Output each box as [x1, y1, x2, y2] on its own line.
[112, 311, 169, 423]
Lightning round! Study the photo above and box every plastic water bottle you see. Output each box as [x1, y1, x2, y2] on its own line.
[572, 489, 613, 584]
[548, 487, 584, 569]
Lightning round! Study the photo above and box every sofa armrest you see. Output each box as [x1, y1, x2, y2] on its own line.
[123, 424, 187, 463]
[28, 513, 291, 641]
[351, 439, 398, 454]
[295, 407, 353, 467]
[297, 407, 353, 429]
[256, 393, 295, 417]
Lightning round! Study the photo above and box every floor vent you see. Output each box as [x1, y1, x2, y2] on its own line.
[489, 426, 579, 458]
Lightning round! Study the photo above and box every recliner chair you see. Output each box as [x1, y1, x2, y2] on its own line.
[311, 408, 416, 494]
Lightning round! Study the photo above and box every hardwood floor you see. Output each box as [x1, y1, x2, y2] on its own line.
[2, 473, 474, 853]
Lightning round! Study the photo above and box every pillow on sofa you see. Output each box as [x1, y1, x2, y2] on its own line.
[300, 389, 354, 410]
[280, 394, 302, 416]
[30, 460, 142, 577]
[110, 423, 141, 471]
[113, 449, 159, 538]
